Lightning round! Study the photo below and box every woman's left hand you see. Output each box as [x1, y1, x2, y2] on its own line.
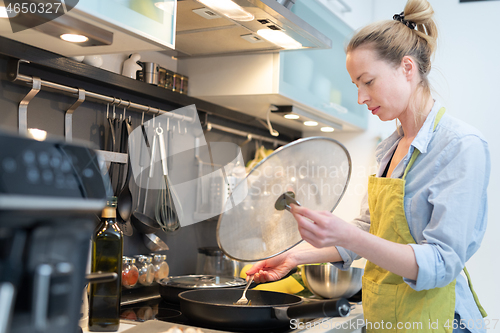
[290, 204, 356, 248]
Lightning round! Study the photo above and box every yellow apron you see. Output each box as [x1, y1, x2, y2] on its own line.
[362, 108, 486, 332]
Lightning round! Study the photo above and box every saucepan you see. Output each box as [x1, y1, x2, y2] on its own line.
[178, 289, 350, 330]
[158, 274, 246, 304]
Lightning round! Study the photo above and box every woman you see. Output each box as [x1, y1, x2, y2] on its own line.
[246, 0, 490, 332]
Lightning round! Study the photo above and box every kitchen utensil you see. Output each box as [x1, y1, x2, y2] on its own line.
[196, 246, 239, 278]
[154, 122, 180, 232]
[301, 264, 363, 299]
[143, 233, 169, 252]
[217, 137, 351, 262]
[116, 117, 134, 236]
[131, 122, 161, 234]
[234, 275, 254, 305]
[178, 289, 350, 331]
[158, 275, 246, 304]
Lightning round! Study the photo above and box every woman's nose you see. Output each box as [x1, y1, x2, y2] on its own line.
[358, 89, 369, 105]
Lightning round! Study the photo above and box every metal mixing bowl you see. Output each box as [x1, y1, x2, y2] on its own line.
[301, 264, 363, 299]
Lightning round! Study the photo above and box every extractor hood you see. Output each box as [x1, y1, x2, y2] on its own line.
[171, 0, 332, 57]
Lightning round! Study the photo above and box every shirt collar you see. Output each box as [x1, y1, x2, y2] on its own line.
[410, 99, 441, 154]
[374, 100, 442, 163]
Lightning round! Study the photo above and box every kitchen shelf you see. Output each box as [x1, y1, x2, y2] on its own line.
[0, 36, 301, 142]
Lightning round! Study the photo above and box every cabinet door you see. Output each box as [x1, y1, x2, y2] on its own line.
[74, 0, 176, 49]
[281, 0, 368, 130]
[313, 0, 374, 31]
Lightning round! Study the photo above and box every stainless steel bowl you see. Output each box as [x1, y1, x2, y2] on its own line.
[301, 264, 363, 299]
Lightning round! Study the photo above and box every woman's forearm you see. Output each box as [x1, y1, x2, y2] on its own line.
[344, 227, 418, 280]
[289, 241, 343, 266]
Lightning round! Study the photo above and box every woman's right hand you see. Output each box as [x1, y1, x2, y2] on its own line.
[245, 252, 297, 283]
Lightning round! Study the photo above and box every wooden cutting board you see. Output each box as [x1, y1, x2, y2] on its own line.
[121, 320, 227, 333]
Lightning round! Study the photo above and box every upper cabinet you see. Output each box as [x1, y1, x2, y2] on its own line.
[178, 0, 372, 133]
[0, 0, 177, 56]
[313, 0, 374, 31]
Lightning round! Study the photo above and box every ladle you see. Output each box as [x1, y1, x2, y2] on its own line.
[116, 117, 134, 236]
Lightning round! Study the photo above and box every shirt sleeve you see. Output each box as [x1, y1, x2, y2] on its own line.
[404, 135, 490, 291]
[332, 191, 371, 270]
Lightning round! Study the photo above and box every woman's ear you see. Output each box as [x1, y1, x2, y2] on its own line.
[401, 56, 416, 81]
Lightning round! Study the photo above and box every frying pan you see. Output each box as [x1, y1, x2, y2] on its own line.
[178, 289, 350, 330]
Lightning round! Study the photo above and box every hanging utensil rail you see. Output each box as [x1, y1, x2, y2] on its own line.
[8, 59, 194, 122]
[206, 122, 288, 146]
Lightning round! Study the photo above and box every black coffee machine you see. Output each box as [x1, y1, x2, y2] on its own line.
[0, 130, 109, 333]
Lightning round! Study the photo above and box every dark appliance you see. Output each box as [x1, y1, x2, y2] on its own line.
[0, 130, 109, 333]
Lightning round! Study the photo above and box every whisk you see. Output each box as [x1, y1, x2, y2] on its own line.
[154, 122, 180, 232]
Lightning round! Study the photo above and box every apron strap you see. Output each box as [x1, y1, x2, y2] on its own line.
[402, 107, 446, 180]
[463, 266, 488, 318]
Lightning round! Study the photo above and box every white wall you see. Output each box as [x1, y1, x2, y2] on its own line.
[368, 0, 500, 323]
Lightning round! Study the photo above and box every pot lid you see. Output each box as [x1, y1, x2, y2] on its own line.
[217, 137, 351, 262]
[162, 275, 246, 289]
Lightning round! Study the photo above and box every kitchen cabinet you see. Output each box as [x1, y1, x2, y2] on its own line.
[0, 0, 177, 56]
[312, 0, 374, 31]
[178, 0, 369, 133]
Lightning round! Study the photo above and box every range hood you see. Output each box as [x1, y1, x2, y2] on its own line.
[171, 0, 332, 57]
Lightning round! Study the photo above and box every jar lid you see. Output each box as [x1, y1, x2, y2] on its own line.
[161, 275, 245, 289]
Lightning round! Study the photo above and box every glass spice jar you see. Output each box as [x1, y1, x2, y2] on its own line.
[152, 254, 170, 282]
[122, 257, 139, 289]
[158, 67, 167, 88]
[136, 255, 155, 286]
[165, 70, 174, 91]
[172, 73, 181, 92]
[180, 75, 188, 94]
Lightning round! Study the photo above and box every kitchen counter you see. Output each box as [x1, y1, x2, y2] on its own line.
[81, 305, 364, 333]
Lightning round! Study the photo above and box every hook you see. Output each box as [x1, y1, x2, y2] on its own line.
[106, 104, 110, 119]
[141, 112, 145, 125]
[18, 76, 41, 135]
[65, 88, 86, 142]
[239, 134, 252, 148]
[123, 107, 127, 119]
[177, 119, 181, 134]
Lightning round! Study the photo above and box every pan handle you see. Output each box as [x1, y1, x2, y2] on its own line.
[274, 298, 351, 321]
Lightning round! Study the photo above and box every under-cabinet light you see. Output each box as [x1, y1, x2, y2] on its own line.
[28, 128, 47, 141]
[0, 5, 16, 18]
[257, 29, 302, 49]
[198, 0, 254, 22]
[321, 127, 335, 132]
[304, 121, 318, 127]
[60, 34, 89, 43]
[284, 114, 300, 120]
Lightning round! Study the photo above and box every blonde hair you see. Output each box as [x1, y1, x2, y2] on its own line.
[346, 0, 438, 126]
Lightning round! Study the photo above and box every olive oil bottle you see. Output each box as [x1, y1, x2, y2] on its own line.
[88, 197, 123, 331]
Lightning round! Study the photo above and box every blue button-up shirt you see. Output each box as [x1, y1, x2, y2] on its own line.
[334, 100, 490, 333]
